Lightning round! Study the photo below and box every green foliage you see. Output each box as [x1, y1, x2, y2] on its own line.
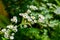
[0, 15, 10, 28]
[1, 0, 60, 40]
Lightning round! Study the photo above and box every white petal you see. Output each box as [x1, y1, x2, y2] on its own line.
[10, 36, 14, 39]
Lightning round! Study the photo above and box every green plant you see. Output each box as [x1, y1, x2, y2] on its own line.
[0, 0, 60, 40]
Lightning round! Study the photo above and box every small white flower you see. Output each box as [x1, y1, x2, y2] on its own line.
[7, 29, 11, 32]
[12, 25, 18, 32]
[4, 32, 9, 39]
[13, 28, 17, 32]
[34, 20, 37, 23]
[26, 16, 30, 19]
[19, 13, 24, 16]
[31, 21, 35, 24]
[38, 14, 45, 23]
[28, 18, 32, 22]
[11, 16, 17, 23]
[11, 33, 15, 36]
[24, 25, 27, 28]
[22, 14, 25, 17]
[38, 14, 45, 20]
[38, 18, 43, 22]
[14, 25, 17, 29]
[7, 25, 14, 29]
[31, 16, 35, 20]
[19, 13, 30, 19]
[1, 29, 6, 32]
[4, 34, 9, 39]
[30, 5, 38, 10]
[10, 36, 14, 40]
[27, 9, 31, 13]
[23, 15, 28, 18]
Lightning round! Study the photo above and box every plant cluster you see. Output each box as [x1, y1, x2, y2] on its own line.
[0, 0, 60, 40]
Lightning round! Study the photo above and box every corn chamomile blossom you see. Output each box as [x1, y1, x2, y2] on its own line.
[7, 25, 18, 32]
[11, 33, 15, 36]
[1, 28, 6, 32]
[4, 29, 10, 39]
[31, 16, 35, 20]
[26, 9, 31, 13]
[34, 20, 37, 23]
[7, 25, 14, 29]
[1, 25, 18, 39]
[10, 36, 14, 40]
[38, 14, 45, 23]
[11, 16, 17, 23]
[30, 5, 38, 10]
[24, 25, 28, 28]
[4, 32, 9, 39]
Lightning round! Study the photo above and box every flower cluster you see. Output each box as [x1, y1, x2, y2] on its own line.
[1, 25, 18, 40]
[29, 5, 38, 10]
[19, 13, 45, 24]
[1, 0, 60, 40]
[1, 16, 18, 40]
[19, 5, 45, 25]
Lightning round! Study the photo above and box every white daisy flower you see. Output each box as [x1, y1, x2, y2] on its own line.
[38, 14, 45, 20]
[38, 18, 43, 22]
[27, 9, 31, 13]
[7, 25, 14, 29]
[11, 16, 17, 23]
[12, 28, 17, 32]
[11, 33, 15, 36]
[1, 29, 6, 32]
[24, 25, 27, 28]
[31, 16, 35, 20]
[10, 36, 14, 40]
[28, 18, 32, 22]
[4, 32, 9, 39]
[38, 14, 45, 23]
[30, 5, 38, 10]
[19, 13, 24, 16]
[34, 20, 37, 23]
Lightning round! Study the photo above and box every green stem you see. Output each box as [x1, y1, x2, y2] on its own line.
[18, 18, 25, 27]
